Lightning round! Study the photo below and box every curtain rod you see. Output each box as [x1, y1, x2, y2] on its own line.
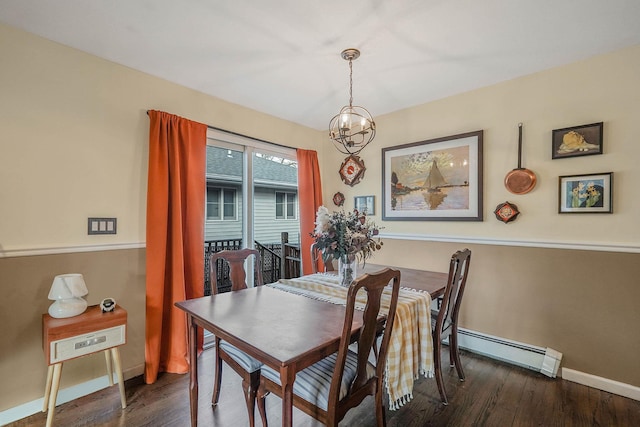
[146, 110, 294, 151]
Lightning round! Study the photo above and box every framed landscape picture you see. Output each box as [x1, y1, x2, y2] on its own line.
[382, 130, 483, 221]
[552, 122, 603, 159]
[558, 172, 613, 213]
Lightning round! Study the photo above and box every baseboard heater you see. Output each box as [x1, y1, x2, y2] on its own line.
[445, 328, 563, 378]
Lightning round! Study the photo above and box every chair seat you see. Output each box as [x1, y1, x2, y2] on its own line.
[260, 350, 376, 411]
[219, 340, 262, 373]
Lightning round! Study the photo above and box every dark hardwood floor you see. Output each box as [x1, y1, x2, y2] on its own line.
[9, 347, 640, 426]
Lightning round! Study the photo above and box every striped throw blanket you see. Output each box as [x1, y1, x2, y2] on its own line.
[267, 273, 434, 410]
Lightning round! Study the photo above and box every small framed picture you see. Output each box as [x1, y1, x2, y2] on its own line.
[558, 172, 613, 214]
[552, 122, 603, 159]
[354, 195, 375, 215]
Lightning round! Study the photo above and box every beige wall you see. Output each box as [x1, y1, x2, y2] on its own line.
[0, 24, 319, 252]
[1, 22, 639, 414]
[322, 45, 640, 244]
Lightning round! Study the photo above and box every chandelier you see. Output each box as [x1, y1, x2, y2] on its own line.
[329, 48, 376, 155]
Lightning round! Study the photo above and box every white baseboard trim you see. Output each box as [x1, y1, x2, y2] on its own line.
[0, 364, 144, 426]
[562, 368, 640, 401]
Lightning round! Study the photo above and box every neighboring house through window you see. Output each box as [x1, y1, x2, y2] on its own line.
[207, 186, 237, 220]
[204, 130, 300, 246]
[275, 192, 297, 219]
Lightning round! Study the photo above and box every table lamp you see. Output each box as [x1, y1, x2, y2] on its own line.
[48, 273, 89, 318]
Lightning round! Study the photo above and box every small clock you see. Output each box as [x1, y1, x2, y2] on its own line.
[100, 298, 116, 313]
[339, 155, 366, 187]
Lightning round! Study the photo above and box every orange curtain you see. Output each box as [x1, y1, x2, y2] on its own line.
[145, 110, 207, 384]
[297, 149, 323, 275]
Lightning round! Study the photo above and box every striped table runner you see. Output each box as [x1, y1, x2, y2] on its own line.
[267, 273, 434, 410]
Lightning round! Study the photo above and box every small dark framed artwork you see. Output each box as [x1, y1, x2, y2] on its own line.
[354, 195, 375, 215]
[558, 172, 613, 214]
[552, 122, 603, 159]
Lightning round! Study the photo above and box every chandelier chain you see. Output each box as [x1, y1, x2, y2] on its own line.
[348, 58, 353, 107]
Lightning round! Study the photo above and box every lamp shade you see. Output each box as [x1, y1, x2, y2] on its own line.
[48, 274, 89, 318]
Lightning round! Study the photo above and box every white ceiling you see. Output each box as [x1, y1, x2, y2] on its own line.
[2, 1, 640, 130]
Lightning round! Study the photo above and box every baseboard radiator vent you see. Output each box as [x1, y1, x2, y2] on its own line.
[446, 328, 563, 378]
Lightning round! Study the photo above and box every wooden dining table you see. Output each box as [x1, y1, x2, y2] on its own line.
[175, 265, 447, 427]
[360, 263, 447, 298]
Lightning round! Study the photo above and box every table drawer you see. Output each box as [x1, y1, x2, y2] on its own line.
[49, 324, 125, 364]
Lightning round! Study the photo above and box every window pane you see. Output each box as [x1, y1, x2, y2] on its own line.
[254, 152, 299, 244]
[207, 187, 220, 220]
[223, 189, 234, 204]
[275, 192, 284, 219]
[223, 204, 234, 219]
[205, 145, 242, 239]
[286, 194, 296, 219]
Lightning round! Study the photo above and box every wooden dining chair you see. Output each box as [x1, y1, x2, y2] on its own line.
[256, 268, 401, 427]
[310, 242, 336, 273]
[432, 248, 472, 405]
[209, 248, 265, 427]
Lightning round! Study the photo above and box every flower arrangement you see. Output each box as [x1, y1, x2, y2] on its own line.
[312, 206, 383, 265]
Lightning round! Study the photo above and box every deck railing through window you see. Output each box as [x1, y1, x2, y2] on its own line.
[204, 238, 299, 295]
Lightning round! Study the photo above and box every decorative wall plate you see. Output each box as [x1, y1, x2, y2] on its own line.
[339, 155, 366, 186]
[332, 192, 345, 207]
[494, 201, 520, 223]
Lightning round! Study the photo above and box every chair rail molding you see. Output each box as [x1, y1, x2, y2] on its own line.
[379, 232, 640, 254]
[0, 242, 145, 258]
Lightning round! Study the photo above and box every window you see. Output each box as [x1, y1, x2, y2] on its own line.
[276, 192, 297, 219]
[207, 186, 237, 220]
[205, 129, 300, 246]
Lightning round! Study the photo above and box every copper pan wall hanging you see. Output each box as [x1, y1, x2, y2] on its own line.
[505, 123, 537, 194]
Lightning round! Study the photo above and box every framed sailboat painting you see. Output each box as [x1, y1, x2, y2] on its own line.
[382, 130, 483, 221]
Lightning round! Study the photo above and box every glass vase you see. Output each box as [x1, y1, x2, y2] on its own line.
[338, 255, 357, 287]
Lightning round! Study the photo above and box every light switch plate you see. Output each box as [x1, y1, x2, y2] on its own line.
[88, 217, 117, 235]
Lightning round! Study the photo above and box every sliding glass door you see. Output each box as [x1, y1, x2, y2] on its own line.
[204, 129, 299, 294]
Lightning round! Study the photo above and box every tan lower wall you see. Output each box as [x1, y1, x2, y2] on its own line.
[0, 248, 145, 410]
[2, 242, 639, 412]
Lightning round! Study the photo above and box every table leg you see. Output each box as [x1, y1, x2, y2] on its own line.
[187, 314, 198, 427]
[105, 350, 114, 386]
[279, 366, 295, 427]
[111, 347, 127, 409]
[45, 363, 62, 427]
[42, 365, 54, 412]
